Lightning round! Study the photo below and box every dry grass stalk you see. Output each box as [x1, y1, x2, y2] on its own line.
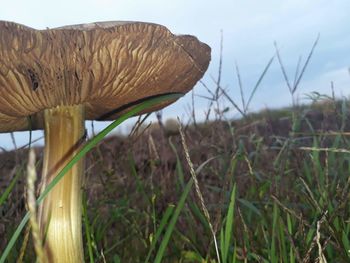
[101, 249, 107, 263]
[271, 195, 310, 227]
[26, 149, 45, 263]
[177, 118, 221, 263]
[302, 212, 328, 263]
[299, 177, 322, 213]
[316, 215, 328, 263]
[298, 146, 350, 154]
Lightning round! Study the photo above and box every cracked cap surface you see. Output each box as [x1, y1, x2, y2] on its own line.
[0, 21, 211, 132]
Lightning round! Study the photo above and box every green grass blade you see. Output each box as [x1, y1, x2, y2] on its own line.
[181, 250, 204, 262]
[238, 198, 261, 217]
[220, 226, 225, 262]
[223, 184, 237, 263]
[38, 93, 182, 205]
[127, 153, 153, 205]
[342, 231, 350, 258]
[0, 168, 21, 206]
[270, 202, 278, 263]
[232, 241, 237, 263]
[169, 138, 185, 188]
[144, 205, 175, 263]
[0, 93, 183, 263]
[82, 193, 94, 263]
[188, 202, 210, 232]
[153, 179, 193, 263]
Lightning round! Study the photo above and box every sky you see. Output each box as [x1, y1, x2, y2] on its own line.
[0, 0, 349, 149]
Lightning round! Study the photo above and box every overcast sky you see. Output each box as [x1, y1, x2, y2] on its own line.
[0, 0, 349, 149]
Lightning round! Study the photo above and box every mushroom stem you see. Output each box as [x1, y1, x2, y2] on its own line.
[38, 105, 85, 263]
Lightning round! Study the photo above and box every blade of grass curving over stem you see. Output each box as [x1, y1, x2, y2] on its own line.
[154, 179, 194, 263]
[38, 93, 183, 204]
[0, 93, 183, 263]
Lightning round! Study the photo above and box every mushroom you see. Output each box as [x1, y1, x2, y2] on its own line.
[0, 21, 210, 262]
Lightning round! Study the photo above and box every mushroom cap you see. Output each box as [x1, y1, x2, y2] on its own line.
[0, 21, 210, 132]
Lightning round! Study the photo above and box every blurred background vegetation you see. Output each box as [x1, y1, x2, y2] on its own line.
[1, 40, 350, 262]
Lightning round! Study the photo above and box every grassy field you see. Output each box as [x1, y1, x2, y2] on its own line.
[1, 41, 350, 262]
[1, 95, 350, 262]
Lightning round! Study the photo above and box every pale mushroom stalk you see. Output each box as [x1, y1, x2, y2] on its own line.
[0, 20, 210, 263]
[39, 105, 85, 262]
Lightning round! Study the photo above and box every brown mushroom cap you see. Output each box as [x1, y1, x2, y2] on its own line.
[0, 21, 211, 132]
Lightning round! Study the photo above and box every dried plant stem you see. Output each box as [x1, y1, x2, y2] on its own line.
[271, 195, 310, 228]
[298, 146, 350, 154]
[299, 177, 322, 213]
[177, 118, 221, 263]
[317, 216, 328, 263]
[302, 212, 328, 263]
[27, 149, 45, 263]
